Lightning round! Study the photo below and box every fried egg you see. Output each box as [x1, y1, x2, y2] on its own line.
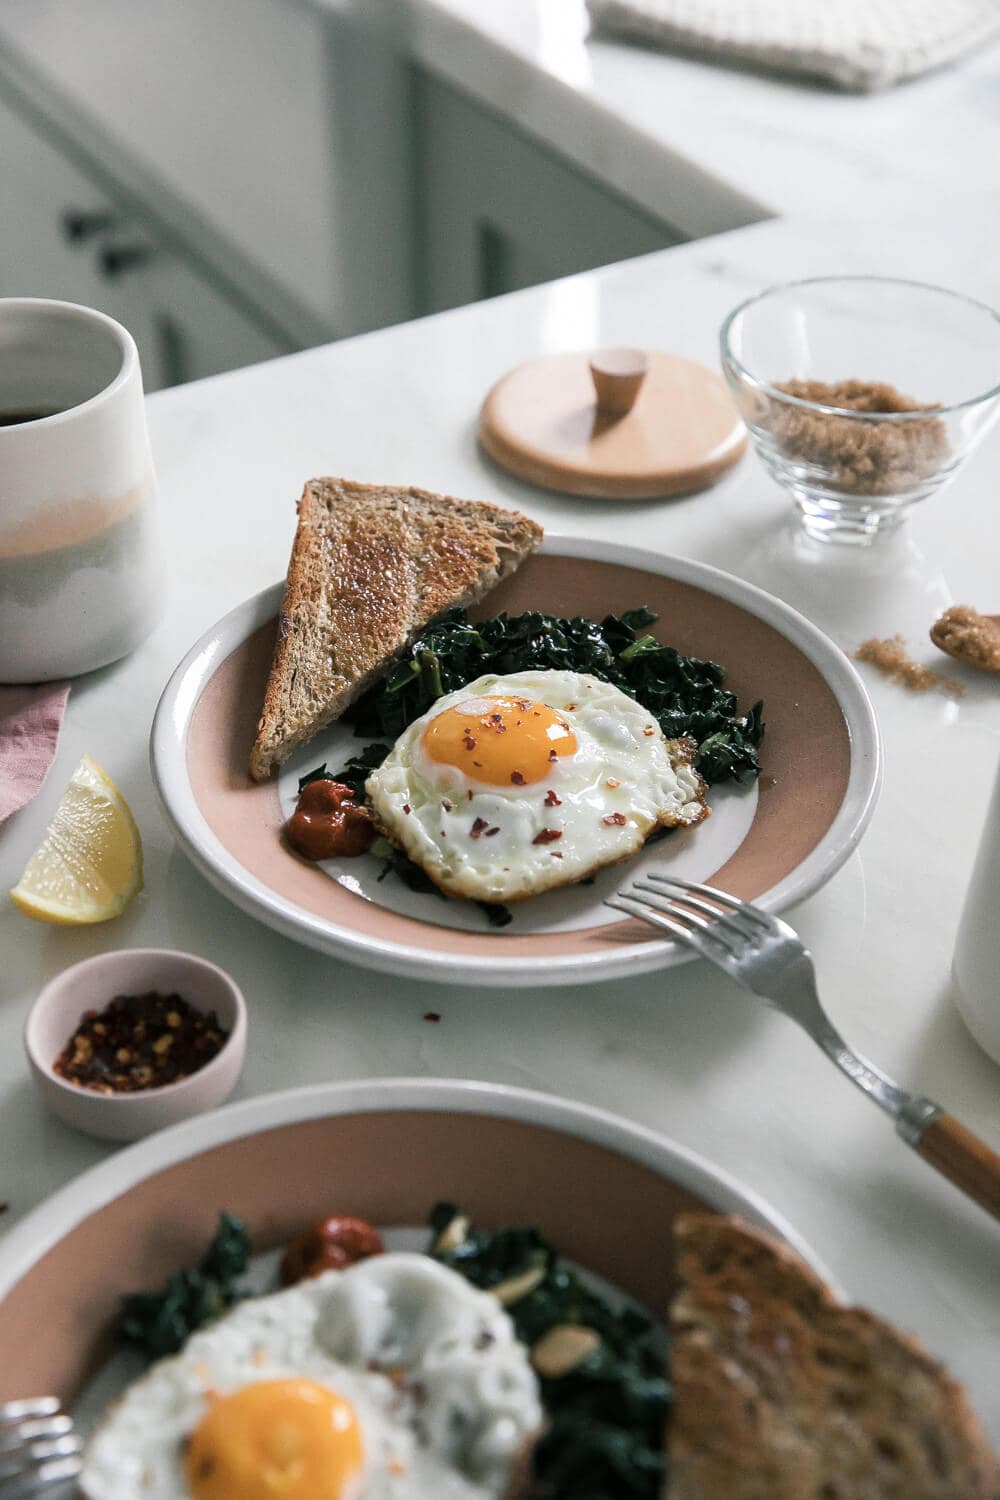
[366, 669, 708, 903]
[82, 1253, 541, 1500]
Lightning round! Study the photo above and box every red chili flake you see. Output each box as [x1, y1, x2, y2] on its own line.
[565, 705, 577, 712]
[548, 749, 558, 762]
[0, 1202, 8, 1215]
[606, 778, 620, 789]
[485, 826, 501, 837]
[603, 812, 628, 826]
[470, 817, 489, 839]
[423, 1012, 441, 1023]
[544, 789, 562, 807]
[533, 828, 563, 844]
[519, 700, 533, 711]
[463, 733, 477, 750]
[467, 790, 474, 800]
[511, 770, 526, 785]
[53, 992, 228, 1094]
[473, 761, 483, 768]
[550, 852, 563, 859]
[403, 803, 411, 815]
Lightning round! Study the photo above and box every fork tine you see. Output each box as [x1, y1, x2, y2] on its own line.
[634, 879, 766, 952]
[0, 1421, 74, 1457]
[2, 1454, 83, 1495]
[606, 891, 736, 962]
[1, 1435, 83, 1482]
[625, 884, 748, 958]
[631, 879, 758, 943]
[0, 1402, 59, 1427]
[642, 872, 773, 933]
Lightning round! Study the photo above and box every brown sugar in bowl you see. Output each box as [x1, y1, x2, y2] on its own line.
[25, 949, 247, 1142]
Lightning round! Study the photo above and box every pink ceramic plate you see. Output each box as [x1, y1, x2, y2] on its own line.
[150, 537, 881, 986]
[0, 1078, 834, 1401]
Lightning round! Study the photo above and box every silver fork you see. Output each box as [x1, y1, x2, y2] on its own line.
[608, 874, 1000, 1222]
[0, 1399, 82, 1497]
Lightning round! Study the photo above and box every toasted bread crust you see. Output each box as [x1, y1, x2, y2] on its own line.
[249, 478, 542, 780]
[667, 1213, 1000, 1500]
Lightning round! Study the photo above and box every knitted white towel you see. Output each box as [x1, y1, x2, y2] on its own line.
[586, 0, 1000, 92]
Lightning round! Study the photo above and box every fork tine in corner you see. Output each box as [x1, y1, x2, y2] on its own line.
[0, 1399, 82, 1498]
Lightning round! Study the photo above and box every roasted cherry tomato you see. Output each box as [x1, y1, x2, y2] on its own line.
[280, 1215, 385, 1284]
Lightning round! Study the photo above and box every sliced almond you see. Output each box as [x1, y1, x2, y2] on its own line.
[531, 1324, 601, 1378]
[433, 1213, 470, 1253]
[492, 1263, 546, 1307]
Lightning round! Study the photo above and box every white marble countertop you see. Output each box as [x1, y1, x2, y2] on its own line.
[2, 215, 999, 1441]
[367, 0, 1000, 235]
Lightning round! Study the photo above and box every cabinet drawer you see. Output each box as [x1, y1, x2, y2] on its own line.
[415, 72, 683, 314]
[0, 85, 294, 390]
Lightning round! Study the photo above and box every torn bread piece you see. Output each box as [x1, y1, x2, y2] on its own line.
[666, 1213, 1000, 1500]
[250, 478, 543, 780]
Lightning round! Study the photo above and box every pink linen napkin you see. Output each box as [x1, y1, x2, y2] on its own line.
[0, 683, 70, 822]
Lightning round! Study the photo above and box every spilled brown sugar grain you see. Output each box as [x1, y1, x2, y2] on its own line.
[767, 379, 948, 495]
[930, 605, 1000, 672]
[855, 636, 964, 698]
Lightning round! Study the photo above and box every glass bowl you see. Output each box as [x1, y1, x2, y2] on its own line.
[720, 276, 1000, 544]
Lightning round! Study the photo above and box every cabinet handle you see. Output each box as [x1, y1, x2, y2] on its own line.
[98, 243, 155, 279]
[61, 208, 118, 244]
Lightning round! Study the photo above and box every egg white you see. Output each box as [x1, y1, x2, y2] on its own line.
[81, 1253, 540, 1500]
[366, 669, 708, 904]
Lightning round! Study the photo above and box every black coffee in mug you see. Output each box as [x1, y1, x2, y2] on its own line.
[0, 407, 63, 426]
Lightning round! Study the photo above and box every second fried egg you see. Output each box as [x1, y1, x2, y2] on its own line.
[366, 669, 708, 904]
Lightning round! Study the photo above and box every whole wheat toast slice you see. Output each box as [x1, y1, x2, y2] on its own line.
[666, 1213, 1000, 1500]
[249, 478, 543, 780]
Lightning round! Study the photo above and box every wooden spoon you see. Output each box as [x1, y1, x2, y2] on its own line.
[930, 607, 1000, 673]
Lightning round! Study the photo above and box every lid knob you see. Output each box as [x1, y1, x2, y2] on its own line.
[589, 348, 649, 418]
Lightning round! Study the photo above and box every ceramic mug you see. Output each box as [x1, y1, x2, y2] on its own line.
[952, 754, 1000, 1066]
[0, 297, 164, 681]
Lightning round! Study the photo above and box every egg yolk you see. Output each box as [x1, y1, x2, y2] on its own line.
[422, 695, 577, 786]
[185, 1378, 364, 1500]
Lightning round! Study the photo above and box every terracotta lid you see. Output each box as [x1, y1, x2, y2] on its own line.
[478, 347, 746, 500]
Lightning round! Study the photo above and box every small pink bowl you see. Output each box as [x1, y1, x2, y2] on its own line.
[25, 949, 247, 1143]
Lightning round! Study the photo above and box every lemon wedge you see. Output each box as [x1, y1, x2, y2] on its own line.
[10, 754, 143, 924]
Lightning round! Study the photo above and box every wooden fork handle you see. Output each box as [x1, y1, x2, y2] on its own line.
[909, 1111, 1000, 1220]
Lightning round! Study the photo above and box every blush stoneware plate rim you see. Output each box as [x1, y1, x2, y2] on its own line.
[150, 535, 882, 986]
[0, 1077, 839, 1314]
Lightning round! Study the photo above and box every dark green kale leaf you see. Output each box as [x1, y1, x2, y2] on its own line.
[343, 606, 763, 786]
[298, 742, 392, 800]
[427, 1203, 669, 1499]
[118, 1212, 250, 1357]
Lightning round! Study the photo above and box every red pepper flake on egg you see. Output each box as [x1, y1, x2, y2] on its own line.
[602, 812, 628, 826]
[533, 828, 563, 844]
[544, 789, 562, 807]
[510, 770, 526, 785]
[470, 817, 490, 839]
